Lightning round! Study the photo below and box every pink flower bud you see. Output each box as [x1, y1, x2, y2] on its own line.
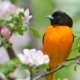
[8, 73, 14, 79]
[6, 4, 16, 15]
[1, 28, 11, 38]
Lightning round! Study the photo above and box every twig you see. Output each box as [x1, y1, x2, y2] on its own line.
[33, 65, 66, 80]
[6, 45, 16, 59]
[33, 55, 80, 80]
[66, 56, 80, 61]
[0, 43, 3, 47]
[0, 39, 16, 59]
[6, 40, 16, 59]
[30, 68, 33, 80]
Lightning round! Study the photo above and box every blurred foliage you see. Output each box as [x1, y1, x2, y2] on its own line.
[31, 0, 55, 35]
[0, 58, 20, 78]
[10, 0, 21, 5]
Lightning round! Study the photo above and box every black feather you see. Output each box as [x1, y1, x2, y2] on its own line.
[49, 11, 73, 28]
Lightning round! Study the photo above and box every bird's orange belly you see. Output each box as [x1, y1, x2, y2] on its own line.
[42, 26, 73, 69]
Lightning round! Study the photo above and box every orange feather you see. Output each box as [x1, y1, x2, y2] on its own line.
[42, 25, 73, 80]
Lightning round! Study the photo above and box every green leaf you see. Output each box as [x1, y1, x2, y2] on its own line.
[18, 12, 24, 25]
[3, 43, 11, 49]
[75, 33, 80, 38]
[22, 27, 27, 32]
[74, 65, 77, 71]
[1, 58, 21, 77]
[10, 0, 18, 4]
[19, 12, 24, 17]
[5, 16, 19, 24]
[20, 64, 30, 71]
[16, 27, 24, 35]
[32, 64, 49, 73]
[0, 19, 5, 24]
[12, 16, 19, 22]
[78, 47, 80, 53]
[10, 0, 20, 5]
[66, 62, 75, 69]
[1, 62, 15, 77]
[29, 27, 41, 38]
[40, 63, 49, 69]
[12, 58, 21, 64]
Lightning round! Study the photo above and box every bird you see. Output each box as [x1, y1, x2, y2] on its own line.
[42, 11, 74, 80]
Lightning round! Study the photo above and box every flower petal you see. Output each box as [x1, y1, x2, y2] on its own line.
[29, 15, 32, 19]
[44, 55, 50, 63]
[24, 8, 29, 16]
[17, 53, 26, 64]
[23, 49, 29, 56]
[15, 8, 24, 15]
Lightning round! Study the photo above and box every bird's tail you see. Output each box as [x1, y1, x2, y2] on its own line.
[44, 73, 55, 80]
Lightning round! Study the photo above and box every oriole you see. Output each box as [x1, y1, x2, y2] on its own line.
[42, 11, 74, 80]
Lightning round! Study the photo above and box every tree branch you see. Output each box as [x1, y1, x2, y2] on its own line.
[66, 56, 80, 62]
[5, 38, 16, 59]
[33, 65, 66, 80]
[33, 55, 80, 80]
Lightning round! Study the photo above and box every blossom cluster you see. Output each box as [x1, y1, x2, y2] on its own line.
[0, 1, 32, 38]
[0, 1, 32, 22]
[3, 49, 49, 80]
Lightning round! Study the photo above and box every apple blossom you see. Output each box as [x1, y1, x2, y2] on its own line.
[6, 4, 16, 15]
[23, 8, 32, 23]
[0, 1, 13, 19]
[0, 1, 11, 14]
[1, 28, 11, 38]
[15, 8, 24, 15]
[18, 49, 50, 66]
[13, 68, 30, 80]
[0, 1, 32, 23]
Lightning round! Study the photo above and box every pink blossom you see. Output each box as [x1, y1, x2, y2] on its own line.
[6, 4, 16, 15]
[1, 28, 11, 38]
[8, 73, 14, 79]
[23, 9, 32, 23]
[0, 1, 13, 19]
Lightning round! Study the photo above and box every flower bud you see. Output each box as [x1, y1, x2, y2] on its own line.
[1, 28, 11, 38]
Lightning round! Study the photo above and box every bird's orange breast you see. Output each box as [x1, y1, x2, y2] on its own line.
[42, 26, 73, 69]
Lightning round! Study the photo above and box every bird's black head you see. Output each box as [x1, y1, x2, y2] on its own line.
[47, 11, 73, 28]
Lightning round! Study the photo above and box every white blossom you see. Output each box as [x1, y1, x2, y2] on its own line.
[23, 8, 32, 23]
[0, 1, 32, 23]
[0, 1, 11, 13]
[13, 68, 30, 80]
[0, 1, 12, 19]
[15, 8, 24, 15]
[18, 49, 50, 66]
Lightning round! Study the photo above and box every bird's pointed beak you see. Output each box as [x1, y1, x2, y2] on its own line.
[46, 15, 53, 20]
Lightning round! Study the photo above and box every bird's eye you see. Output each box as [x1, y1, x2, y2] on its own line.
[57, 15, 60, 19]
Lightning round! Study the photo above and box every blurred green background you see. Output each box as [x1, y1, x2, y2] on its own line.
[6, 0, 80, 80]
